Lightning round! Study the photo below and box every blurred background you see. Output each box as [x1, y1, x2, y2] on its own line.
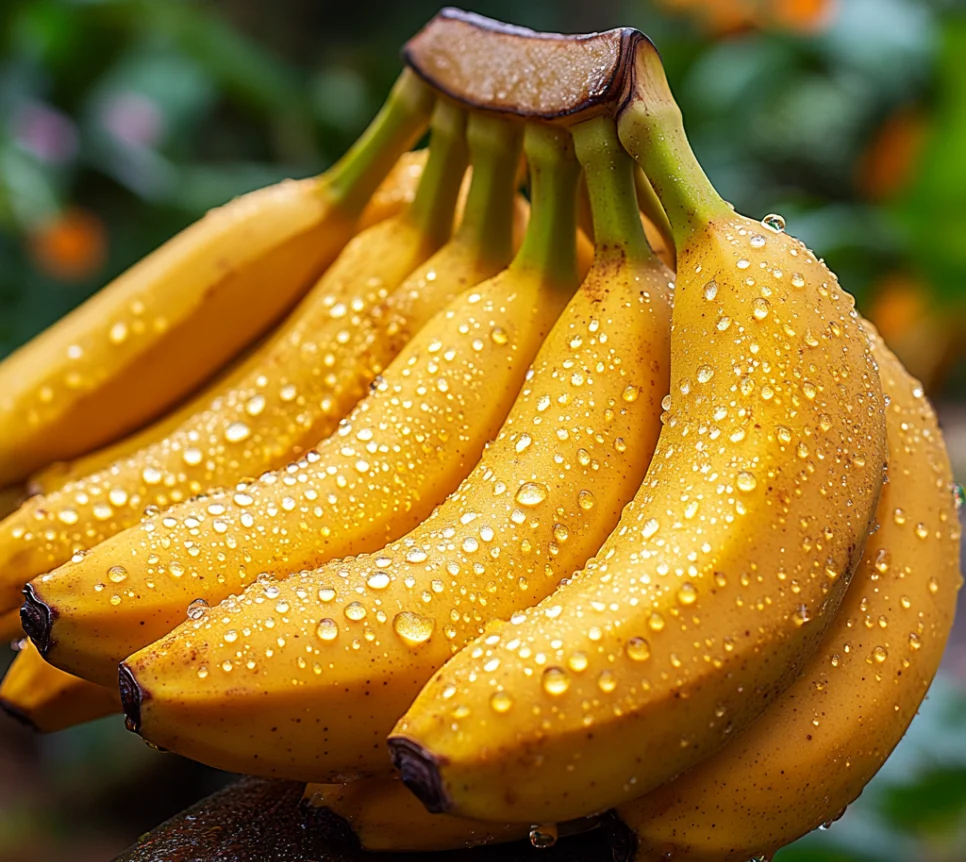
[0, 0, 964, 859]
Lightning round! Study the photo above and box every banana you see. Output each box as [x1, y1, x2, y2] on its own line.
[387, 46, 887, 824]
[0, 485, 24, 520]
[24, 114, 537, 687]
[27, 149, 431, 498]
[0, 72, 434, 485]
[6, 99, 470, 616]
[303, 779, 530, 851]
[116, 118, 672, 782]
[615, 325, 962, 862]
[0, 640, 118, 732]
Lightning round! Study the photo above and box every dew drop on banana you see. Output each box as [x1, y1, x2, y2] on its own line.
[542, 666, 570, 696]
[393, 611, 435, 646]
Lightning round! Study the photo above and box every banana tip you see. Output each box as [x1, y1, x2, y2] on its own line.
[387, 736, 451, 813]
[118, 662, 145, 734]
[20, 584, 54, 656]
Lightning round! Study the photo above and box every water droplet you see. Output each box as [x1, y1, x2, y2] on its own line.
[954, 483, 965, 512]
[677, 583, 698, 606]
[393, 611, 435, 646]
[736, 258, 751, 270]
[642, 518, 660, 539]
[186, 598, 209, 620]
[752, 298, 770, 320]
[142, 466, 163, 485]
[622, 385, 640, 403]
[626, 637, 651, 661]
[791, 272, 805, 288]
[577, 489, 596, 510]
[541, 666, 570, 696]
[736, 471, 757, 492]
[648, 611, 666, 632]
[553, 523, 570, 543]
[406, 548, 428, 564]
[749, 234, 766, 248]
[345, 601, 366, 621]
[568, 651, 588, 672]
[908, 633, 922, 650]
[703, 280, 719, 301]
[109, 321, 129, 344]
[872, 646, 888, 663]
[762, 213, 786, 232]
[515, 483, 548, 507]
[245, 394, 266, 416]
[490, 691, 513, 713]
[530, 824, 558, 848]
[317, 618, 338, 641]
[367, 572, 390, 590]
[58, 508, 79, 525]
[225, 422, 251, 443]
[515, 434, 532, 453]
[597, 669, 617, 693]
[490, 327, 508, 345]
[107, 565, 128, 584]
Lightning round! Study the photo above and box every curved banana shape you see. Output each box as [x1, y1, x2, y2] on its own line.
[27, 149, 431, 498]
[388, 56, 887, 824]
[25, 117, 539, 686]
[0, 72, 434, 485]
[0, 640, 118, 732]
[303, 780, 530, 851]
[615, 326, 962, 862]
[117, 120, 672, 782]
[5, 101, 470, 615]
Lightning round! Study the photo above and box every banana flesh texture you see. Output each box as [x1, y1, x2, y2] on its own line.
[26, 150, 430, 498]
[28, 201, 549, 688]
[616, 325, 962, 862]
[390, 216, 888, 823]
[304, 779, 530, 851]
[0, 640, 118, 733]
[119, 163, 674, 780]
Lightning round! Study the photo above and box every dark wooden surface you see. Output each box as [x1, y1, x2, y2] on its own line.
[114, 776, 629, 862]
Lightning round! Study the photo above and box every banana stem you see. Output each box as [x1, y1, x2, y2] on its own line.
[324, 69, 435, 216]
[511, 123, 580, 285]
[455, 114, 523, 268]
[572, 115, 653, 266]
[617, 40, 732, 250]
[406, 99, 470, 248]
[634, 168, 675, 259]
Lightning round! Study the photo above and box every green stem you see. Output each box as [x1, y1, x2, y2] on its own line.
[324, 69, 435, 216]
[616, 41, 732, 250]
[511, 123, 580, 286]
[405, 99, 469, 248]
[634, 168, 675, 261]
[571, 115, 653, 266]
[455, 114, 523, 267]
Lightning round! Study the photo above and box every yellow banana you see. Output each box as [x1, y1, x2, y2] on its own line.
[7, 99, 469, 616]
[303, 779, 530, 851]
[0, 485, 24, 520]
[615, 325, 962, 862]
[0, 72, 434, 485]
[27, 149, 431, 498]
[0, 640, 118, 732]
[117, 119, 672, 782]
[25, 115, 535, 686]
[387, 47, 887, 824]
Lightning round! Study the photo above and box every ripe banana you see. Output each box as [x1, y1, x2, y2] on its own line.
[26, 149, 431, 498]
[615, 325, 962, 862]
[0, 71, 434, 485]
[26, 115, 539, 687]
[388, 48, 887, 824]
[0, 640, 118, 732]
[303, 779, 530, 851]
[117, 118, 673, 782]
[6, 99, 469, 616]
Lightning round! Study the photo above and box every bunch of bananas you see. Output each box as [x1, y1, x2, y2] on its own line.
[0, 10, 960, 862]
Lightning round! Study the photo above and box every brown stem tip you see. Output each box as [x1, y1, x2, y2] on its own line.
[118, 662, 146, 734]
[20, 584, 54, 656]
[387, 736, 452, 813]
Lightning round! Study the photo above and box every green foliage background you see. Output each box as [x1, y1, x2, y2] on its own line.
[0, 1, 964, 860]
